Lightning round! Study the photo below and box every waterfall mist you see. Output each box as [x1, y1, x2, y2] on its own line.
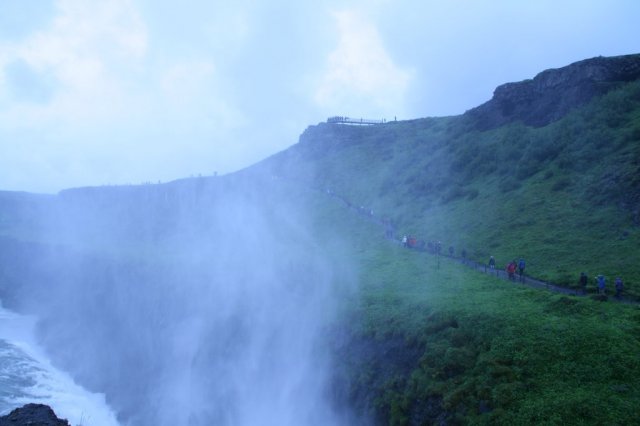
[9, 175, 356, 425]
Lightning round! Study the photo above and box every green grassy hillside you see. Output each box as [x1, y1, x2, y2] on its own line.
[305, 185, 640, 425]
[261, 78, 640, 298]
[340, 234, 640, 425]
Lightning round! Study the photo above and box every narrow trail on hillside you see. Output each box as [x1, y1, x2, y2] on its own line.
[308, 183, 638, 306]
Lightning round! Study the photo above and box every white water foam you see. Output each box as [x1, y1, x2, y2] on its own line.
[0, 301, 120, 426]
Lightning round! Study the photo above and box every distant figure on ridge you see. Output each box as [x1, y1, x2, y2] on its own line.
[402, 235, 407, 247]
[579, 272, 588, 294]
[489, 256, 496, 271]
[615, 277, 624, 299]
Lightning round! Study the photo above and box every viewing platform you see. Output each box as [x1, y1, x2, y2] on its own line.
[327, 116, 390, 125]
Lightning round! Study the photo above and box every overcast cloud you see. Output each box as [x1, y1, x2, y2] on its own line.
[1, 0, 639, 192]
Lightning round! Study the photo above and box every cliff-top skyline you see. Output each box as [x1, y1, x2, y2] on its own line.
[1, 0, 639, 193]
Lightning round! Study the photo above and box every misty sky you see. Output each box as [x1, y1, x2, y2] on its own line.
[1, 0, 639, 193]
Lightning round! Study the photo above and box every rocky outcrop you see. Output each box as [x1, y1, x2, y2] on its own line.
[466, 53, 640, 129]
[0, 404, 70, 426]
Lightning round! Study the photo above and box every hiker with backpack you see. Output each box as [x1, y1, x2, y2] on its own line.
[407, 236, 417, 248]
[518, 258, 526, 282]
[597, 275, 606, 295]
[384, 219, 394, 239]
[506, 260, 517, 281]
[579, 272, 588, 294]
[488, 256, 496, 275]
[615, 277, 624, 299]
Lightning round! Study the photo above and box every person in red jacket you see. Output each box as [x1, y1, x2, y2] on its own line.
[506, 260, 517, 281]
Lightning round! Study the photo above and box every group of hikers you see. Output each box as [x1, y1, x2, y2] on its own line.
[399, 236, 470, 261]
[398, 234, 626, 299]
[324, 190, 629, 301]
[494, 257, 527, 282]
[400, 235, 425, 250]
[579, 272, 625, 298]
[489, 256, 624, 298]
[488, 255, 625, 298]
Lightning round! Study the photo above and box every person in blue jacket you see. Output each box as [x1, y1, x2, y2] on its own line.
[615, 277, 624, 299]
[597, 275, 606, 295]
[518, 258, 526, 282]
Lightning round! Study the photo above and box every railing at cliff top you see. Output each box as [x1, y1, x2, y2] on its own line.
[327, 116, 387, 125]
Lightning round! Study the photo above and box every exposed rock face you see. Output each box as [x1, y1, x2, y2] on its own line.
[466, 54, 640, 129]
[0, 404, 70, 426]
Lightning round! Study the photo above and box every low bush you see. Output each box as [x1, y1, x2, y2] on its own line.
[499, 177, 521, 193]
[551, 177, 572, 191]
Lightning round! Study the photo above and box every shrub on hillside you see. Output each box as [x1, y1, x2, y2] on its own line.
[556, 157, 574, 171]
[379, 179, 394, 196]
[380, 148, 394, 161]
[551, 177, 572, 192]
[410, 181, 434, 197]
[499, 177, 521, 193]
[531, 139, 563, 163]
[515, 161, 541, 180]
[442, 185, 466, 203]
[460, 152, 500, 184]
[623, 123, 640, 143]
[450, 145, 479, 174]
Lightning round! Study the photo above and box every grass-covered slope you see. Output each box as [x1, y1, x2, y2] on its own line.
[302, 187, 640, 425]
[260, 72, 640, 298]
[300, 188, 639, 425]
[337, 232, 640, 425]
